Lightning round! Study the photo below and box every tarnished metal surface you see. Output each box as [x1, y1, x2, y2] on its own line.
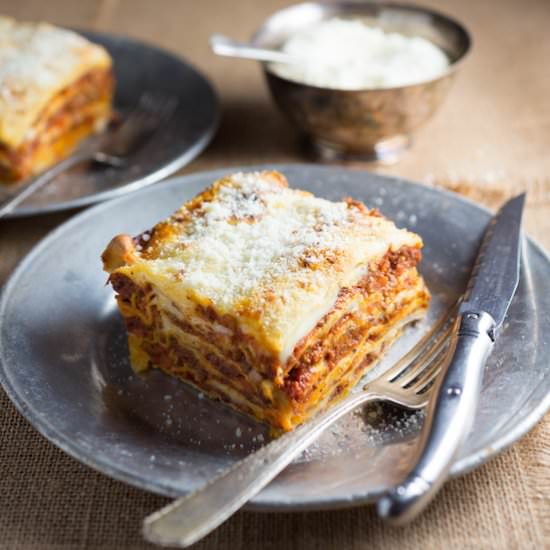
[252, 2, 471, 162]
[0, 165, 548, 511]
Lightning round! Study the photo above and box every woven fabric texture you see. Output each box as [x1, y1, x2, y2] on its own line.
[0, 0, 549, 548]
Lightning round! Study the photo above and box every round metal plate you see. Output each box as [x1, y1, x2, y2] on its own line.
[7, 30, 219, 218]
[1, 165, 549, 510]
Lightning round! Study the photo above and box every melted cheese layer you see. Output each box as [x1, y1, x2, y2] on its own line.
[112, 171, 422, 362]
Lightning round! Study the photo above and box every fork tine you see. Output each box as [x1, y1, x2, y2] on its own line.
[100, 90, 179, 158]
[160, 98, 178, 119]
[108, 94, 166, 139]
[112, 104, 149, 138]
[140, 91, 178, 117]
[115, 104, 143, 132]
[407, 343, 449, 387]
[135, 94, 177, 130]
[363, 301, 459, 411]
[155, 98, 178, 120]
[412, 364, 443, 395]
[409, 349, 449, 394]
[121, 92, 176, 134]
[394, 323, 453, 387]
[383, 301, 459, 384]
[139, 90, 161, 110]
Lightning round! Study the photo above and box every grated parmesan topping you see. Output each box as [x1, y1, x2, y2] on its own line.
[271, 18, 449, 90]
[149, 172, 359, 308]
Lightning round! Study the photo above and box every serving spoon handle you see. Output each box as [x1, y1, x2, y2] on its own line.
[209, 34, 295, 64]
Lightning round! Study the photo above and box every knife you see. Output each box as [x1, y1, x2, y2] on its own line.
[377, 193, 526, 524]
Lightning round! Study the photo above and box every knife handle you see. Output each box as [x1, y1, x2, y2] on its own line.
[376, 310, 495, 524]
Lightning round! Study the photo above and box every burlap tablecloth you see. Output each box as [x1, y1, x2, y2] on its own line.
[1, 1, 549, 548]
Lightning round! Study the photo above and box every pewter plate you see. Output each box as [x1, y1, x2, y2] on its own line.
[1, 165, 549, 510]
[5, 30, 219, 218]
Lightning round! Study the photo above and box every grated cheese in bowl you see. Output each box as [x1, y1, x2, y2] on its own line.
[271, 18, 450, 90]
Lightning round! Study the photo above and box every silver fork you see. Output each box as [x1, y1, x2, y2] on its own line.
[0, 91, 178, 219]
[142, 305, 458, 548]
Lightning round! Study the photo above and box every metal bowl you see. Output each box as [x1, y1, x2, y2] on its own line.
[252, 2, 471, 163]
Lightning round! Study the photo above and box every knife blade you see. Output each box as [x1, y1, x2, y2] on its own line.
[460, 193, 525, 335]
[377, 193, 526, 524]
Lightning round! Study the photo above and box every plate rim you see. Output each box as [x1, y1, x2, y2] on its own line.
[6, 29, 220, 219]
[1, 163, 549, 511]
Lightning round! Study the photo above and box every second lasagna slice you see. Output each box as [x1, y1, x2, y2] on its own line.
[0, 17, 113, 182]
[102, 171, 430, 431]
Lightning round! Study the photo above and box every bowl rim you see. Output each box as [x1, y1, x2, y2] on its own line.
[251, 0, 473, 93]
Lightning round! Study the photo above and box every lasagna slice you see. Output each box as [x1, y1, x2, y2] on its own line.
[0, 16, 114, 182]
[102, 171, 430, 432]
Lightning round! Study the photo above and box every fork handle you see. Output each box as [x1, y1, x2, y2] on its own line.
[0, 151, 97, 218]
[377, 310, 495, 524]
[142, 391, 374, 548]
